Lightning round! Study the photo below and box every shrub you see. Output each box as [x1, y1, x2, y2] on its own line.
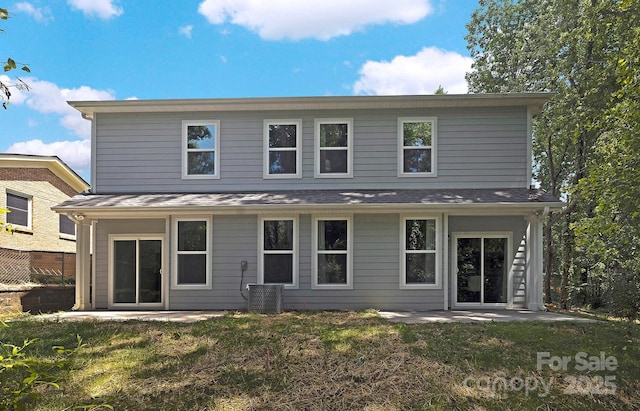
[0, 329, 83, 411]
[604, 273, 640, 320]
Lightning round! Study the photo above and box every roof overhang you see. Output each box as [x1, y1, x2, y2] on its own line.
[0, 153, 89, 193]
[68, 93, 554, 119]
[53, 188, 564, 219]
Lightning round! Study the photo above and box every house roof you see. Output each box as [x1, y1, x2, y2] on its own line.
[53, 188, 563, 217]
[68, 93, 554, 119]
[0, 153, 89, 193]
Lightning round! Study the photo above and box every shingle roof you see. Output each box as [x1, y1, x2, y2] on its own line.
[53, 188, 563, 213]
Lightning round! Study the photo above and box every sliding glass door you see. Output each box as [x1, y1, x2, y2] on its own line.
[454, 234, 510, 307]
[111, 237, 163, 307]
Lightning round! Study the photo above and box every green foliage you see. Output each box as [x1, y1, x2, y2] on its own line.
[0, 333, 85, 410]
[603, 274, 640, 320]
[466, 0, 639, 311]
[1, 208, 12, 234]
[1, 6, 31, 109]
[434, 85, 447, 94]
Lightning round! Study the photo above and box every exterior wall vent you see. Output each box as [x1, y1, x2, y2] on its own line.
[247, 284, 284, 314]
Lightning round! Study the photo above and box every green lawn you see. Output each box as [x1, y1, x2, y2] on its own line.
[1, 311, 639, 410]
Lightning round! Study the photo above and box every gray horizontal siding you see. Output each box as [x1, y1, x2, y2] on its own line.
[91, 212, 532, 311]
[94, 107, 529, 193]
[169, 213, 444, 311]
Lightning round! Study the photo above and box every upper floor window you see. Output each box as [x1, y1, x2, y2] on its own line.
[6, 192, 31, 229]
[315, 118, 353, 178]
[400, 216, 441, 289]
[312, 216, 352, 289]
[172, 217, 212, 289]
[59, 214, 76, 237]
[264, 120, 302, 179]
[398, 117, 437, 177]
[258, 217, 298, 288]
[182, 120, 220, 179]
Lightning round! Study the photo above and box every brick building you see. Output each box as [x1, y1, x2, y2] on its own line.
[0, 154, 89, 284]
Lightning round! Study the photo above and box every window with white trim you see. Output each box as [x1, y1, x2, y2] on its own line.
[259, 217, 298, 288]
[312, 216, 352, 289]
[398, 117, 436, 176]
[6, 192, 31, 229]
[401, 217, 441, 289]
[315, 118, 353, 177]
[173, 217, 212, 289]
[264, 120, 302, 178]
[182, 120, 220, 179]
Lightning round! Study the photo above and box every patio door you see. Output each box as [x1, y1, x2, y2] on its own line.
[110, 237, 163, 308]
[454, 233, 510, 307]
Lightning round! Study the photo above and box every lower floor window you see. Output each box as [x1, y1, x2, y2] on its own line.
[313, 216, 352, 289]
[401, 217, 440, 288]
[173, 217, 211, 289]
[260, 217, 298, 288]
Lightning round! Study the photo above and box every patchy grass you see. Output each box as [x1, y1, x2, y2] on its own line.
[1, 311, 639, 410]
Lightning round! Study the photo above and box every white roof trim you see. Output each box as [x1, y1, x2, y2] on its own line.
[68, 93, 554, 118]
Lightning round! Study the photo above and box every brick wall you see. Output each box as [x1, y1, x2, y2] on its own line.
[0, 167, 79, 197]
[1, 167, 80, 253]
[0, 286, 75, 313]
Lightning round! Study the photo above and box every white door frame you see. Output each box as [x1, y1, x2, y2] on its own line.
[108, 234, 165, 309]
[451, 232, 513, 309]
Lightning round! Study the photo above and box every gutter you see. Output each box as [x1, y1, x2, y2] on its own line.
[53, 201, 565, 219]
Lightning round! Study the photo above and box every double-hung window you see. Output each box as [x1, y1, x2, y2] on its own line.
[264, 120, 302, 178]
[6, 192, 31, 229]
[312, 216, 352, 289]
[182, 120, 220, 179]
[315, 118, 353, 178]
[398, 117, 436, 176]
[259, 217, 298, 288]
[401, 216, 440, 289]
[173, 217, 212, 289]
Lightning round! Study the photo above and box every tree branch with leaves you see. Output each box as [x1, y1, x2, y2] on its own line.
[1, 6, 30, 109]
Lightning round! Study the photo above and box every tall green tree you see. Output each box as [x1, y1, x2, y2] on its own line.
[571, 0, 640, 315]
[466, 0, 627, 308]
[1, 6, 30, 109]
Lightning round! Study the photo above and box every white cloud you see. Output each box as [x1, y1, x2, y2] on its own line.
[198, 0, 433, 40]
[3, 77, 114, 175]
[179, 24, 193, 39]
[67, 0, 123, 19]
[15, 78, 115, 138]
[14, 2, 53, 23]
[353, 47, 473, 95]
[7, 139, 91, 175]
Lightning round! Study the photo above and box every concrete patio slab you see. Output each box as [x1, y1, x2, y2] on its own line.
[378, 309, 599, 323]
[30, 309, 599, 324]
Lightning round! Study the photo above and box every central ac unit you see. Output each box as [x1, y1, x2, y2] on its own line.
[247, 284, 284, 314]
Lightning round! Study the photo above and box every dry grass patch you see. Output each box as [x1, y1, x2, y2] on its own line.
[1, 311, 639, 410]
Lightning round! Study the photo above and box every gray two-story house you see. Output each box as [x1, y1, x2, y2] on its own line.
[54, 94, 562, 312]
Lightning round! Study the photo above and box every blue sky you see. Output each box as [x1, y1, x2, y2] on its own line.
[1, 0, 479, 181]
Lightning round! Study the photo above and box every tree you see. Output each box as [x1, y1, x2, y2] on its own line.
[1, 6, 30, 109]
[434, 85, 447, 94]
[571, 0, 640, 316]
[466, 0, 629, 309]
